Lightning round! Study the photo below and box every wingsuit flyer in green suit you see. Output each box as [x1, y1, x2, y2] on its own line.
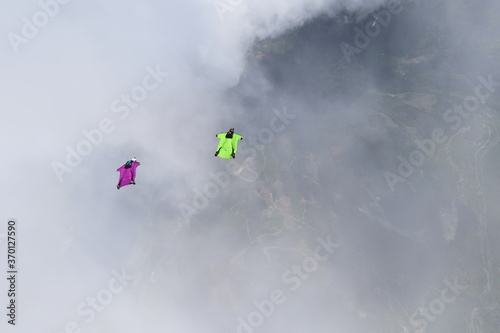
[215, 128, 243, 159]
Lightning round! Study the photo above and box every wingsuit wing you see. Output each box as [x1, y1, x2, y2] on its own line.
[232, 134, 242, 154]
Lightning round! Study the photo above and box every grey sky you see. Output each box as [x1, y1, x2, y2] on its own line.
[1, 0, 499, 332]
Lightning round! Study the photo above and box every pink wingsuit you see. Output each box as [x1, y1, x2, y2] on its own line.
[116, 160, 140, 189]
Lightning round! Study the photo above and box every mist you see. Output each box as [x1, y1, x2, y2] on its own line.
[1, 0, 500, 332]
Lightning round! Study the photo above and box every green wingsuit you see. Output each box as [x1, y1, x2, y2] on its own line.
[215, 130, 243, 159]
